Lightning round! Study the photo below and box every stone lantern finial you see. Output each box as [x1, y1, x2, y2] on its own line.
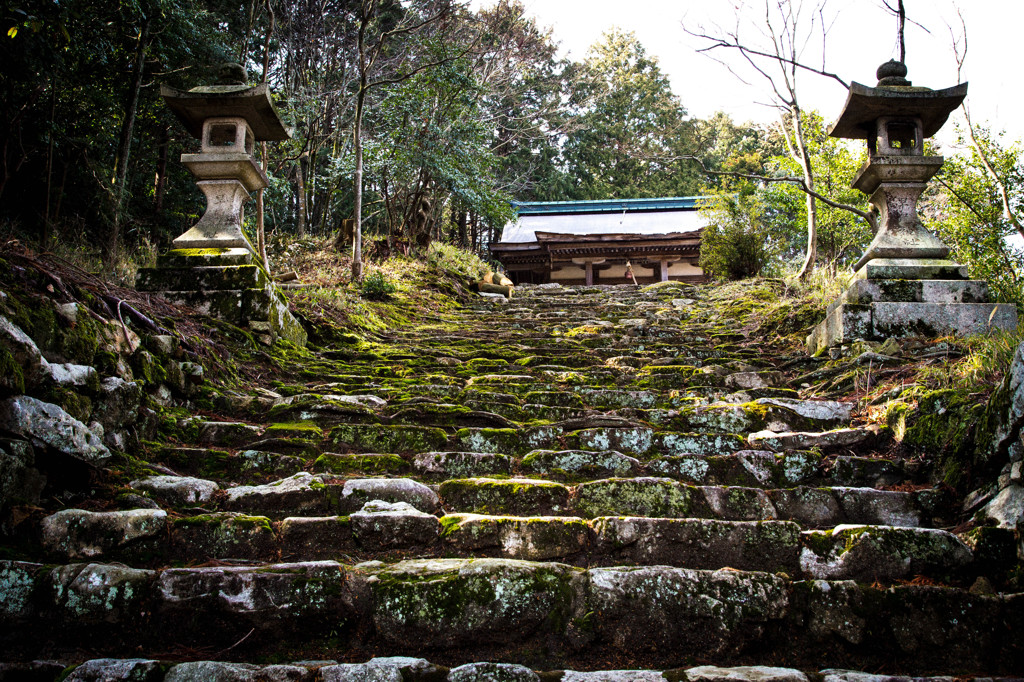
[216, 62, 249, 86]
[876, 60, 911, 87]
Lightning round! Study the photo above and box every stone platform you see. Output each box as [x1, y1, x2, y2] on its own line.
[136, 248, 307, 347]
[807, 259, 1017, 355]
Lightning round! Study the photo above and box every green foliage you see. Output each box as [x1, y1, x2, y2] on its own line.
[563, 28, 700, 200]
[768, 111, 873, 270]
[360, 270, 398, 300]
[426, 242, 490, 281]
[698, 193, 776, 280]
[927, 123, 1024, 308]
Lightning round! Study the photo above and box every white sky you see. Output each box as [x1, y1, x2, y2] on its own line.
[471, 0, 1023, 151]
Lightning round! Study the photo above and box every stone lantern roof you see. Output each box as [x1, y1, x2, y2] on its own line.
[828, 60, 967, 141]
[159, 83, 291, 142]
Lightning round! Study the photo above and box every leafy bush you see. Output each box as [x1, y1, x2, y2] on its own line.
[426, 242, 490, 281]
[360, 270, 398, 300]
[698, 194, 776, 280]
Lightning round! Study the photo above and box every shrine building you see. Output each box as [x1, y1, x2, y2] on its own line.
[490, 197, 708, 285]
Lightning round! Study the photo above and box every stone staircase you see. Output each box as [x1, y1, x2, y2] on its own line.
[2, 281, 1021, 681]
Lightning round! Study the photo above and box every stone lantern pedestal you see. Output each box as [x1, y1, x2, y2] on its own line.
[807, 62, 1017, 354]
[135, 72, 306, 347]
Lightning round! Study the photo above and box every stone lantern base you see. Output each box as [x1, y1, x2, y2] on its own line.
[806, 258, 1017, 355]
[136, 248, 307, 348]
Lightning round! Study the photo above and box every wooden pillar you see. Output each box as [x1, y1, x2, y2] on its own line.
[572, 257, 606, 286]
[658, 260, 670, 282]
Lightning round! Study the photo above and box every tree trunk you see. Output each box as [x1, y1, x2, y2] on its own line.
[789, 107, 817, 280]
[257, 141, 270, 271]
[107, 13, 151, 267]
[153, 124, 170, 213]
[296, 155, 307, 238]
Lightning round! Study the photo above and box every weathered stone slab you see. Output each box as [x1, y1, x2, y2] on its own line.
[440, 478, 570, 516]
[411, 451, 512, 478]
[574, 478, 694, 518]
[749, 428, 880, 452]
[441, 514, 590, 560]
[331, 424, 448, 453]
[156, 561, 356, 630]
[41, 508, 167, 559]
[699, 486, 777, 521]
[854, 259, 968, 280]
[368, 558, 583, 647]
[0, 560, 43, 620]
[48, 563, 155, 622]
[448, 662, 539, 682]
[562, 671, 666, 682]
[164, 661, 310, 681]
[64, 659, 164, 681]
[586, 566, 788, 654]
[338, 478, 439, 514]
[320, 657, 440, 682]
[319, 655, 440, 679]
[684, 666, 808, 682]
[130, 475, 219, 506]
[592, 517, 800, 573]
[832, 487, 922, 527]
[170, 513, 277, 562]
[769, 488, 843, 528]
[800, 525, 972, 581]
[351, 500, 439, 550]
[0, 396, 111, 465]
[521, 449, 641, 479]
[222, 472, 330, 517]
[196, 420, 263, 446]
[872, 301, 1018, 338]
[840, 278, 988, 305]
[280, 516, 354, 559]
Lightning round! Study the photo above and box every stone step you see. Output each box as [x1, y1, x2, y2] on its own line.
[126, 457, 933, 519]
[40, 506, 1007, 577]
[5, 658, 1019, 682]
[3, 559, 1021, 673]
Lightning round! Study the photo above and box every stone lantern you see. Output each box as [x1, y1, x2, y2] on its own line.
[136, 64, 306, 347]
[807, 61, 1017, 354]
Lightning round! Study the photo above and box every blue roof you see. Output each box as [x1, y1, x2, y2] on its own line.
[512, 196, 708, 215]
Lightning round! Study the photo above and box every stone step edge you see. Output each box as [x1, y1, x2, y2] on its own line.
[36, 510, 1011, 584]
[3, 559, 1021, 673]
[4, 658, 1018, 682]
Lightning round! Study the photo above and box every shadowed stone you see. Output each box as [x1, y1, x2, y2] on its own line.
[340, 478, 439, 514]
[319, 657, 440, 682]
[351, 500, 440, 550]
[0, 396, 111, 466]
[448, 662, 539, 682]
[64, 659, 164, 682]
[280, 516, 355, 559]
[800, 525, 972, 581]
[131, 475, 219, 506]
[684, 666, 808, 682]
[586, 566, 788, 655]
[441, 514, 591, 560]
[41, 509, 167, 559]
[223, 472, 330, 517]
[592, 517, 800, 573]
[164, 661, 309, 681]
[48, 563, 154, 622]
[368, 558, 583, 648]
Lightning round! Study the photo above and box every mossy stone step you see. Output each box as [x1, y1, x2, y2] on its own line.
[5, 558, 1019, 672]
[18, 658, 1024, 681]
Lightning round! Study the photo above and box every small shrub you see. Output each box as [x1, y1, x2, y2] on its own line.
[698, 194, 776, 281]
[426, 242, 490, 281]
[360, 270, 397, 300]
